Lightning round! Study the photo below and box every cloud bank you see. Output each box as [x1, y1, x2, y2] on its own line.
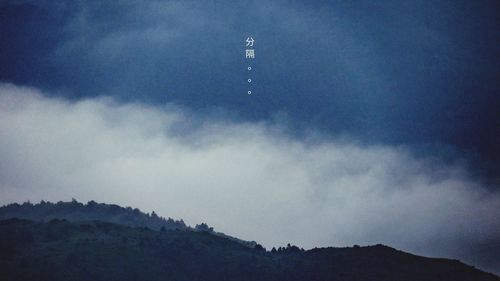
[1, 0, 499, 181]
[0, 83, 499, 273]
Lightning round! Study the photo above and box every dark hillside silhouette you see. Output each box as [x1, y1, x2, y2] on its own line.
[0, 200, 187, 230]
[0, 201, 498, 281]
[0, 200, 256, 248]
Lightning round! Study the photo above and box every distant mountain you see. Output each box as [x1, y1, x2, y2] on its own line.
[0, 218, 498, 281]
[0, 200, 187, 230]
[0, 200, 257, 247]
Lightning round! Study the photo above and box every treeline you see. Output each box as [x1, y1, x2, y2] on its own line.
[0, 199, 187, 231]
[0, 199, 258, 248]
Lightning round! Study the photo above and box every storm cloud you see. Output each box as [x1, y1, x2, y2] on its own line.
[1, 0, 499, 181]
[1, 83, 499, 273]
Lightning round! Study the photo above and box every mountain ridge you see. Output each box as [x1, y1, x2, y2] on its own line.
[0, 199, 257, 248]
[0, 200, 498, 281]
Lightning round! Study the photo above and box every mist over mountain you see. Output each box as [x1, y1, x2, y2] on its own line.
[0, 0, 498, 182]
[1, 1, 499, 279]
[0, 201, 498, 281]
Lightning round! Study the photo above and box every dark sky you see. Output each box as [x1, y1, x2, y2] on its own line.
[0, 0, 499, 275]
[1, 0, 499, 180]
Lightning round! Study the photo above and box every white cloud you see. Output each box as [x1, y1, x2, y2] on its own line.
[0, 83, 499, 272]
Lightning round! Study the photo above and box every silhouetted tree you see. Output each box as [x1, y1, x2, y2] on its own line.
[195, 223, 213, 232]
